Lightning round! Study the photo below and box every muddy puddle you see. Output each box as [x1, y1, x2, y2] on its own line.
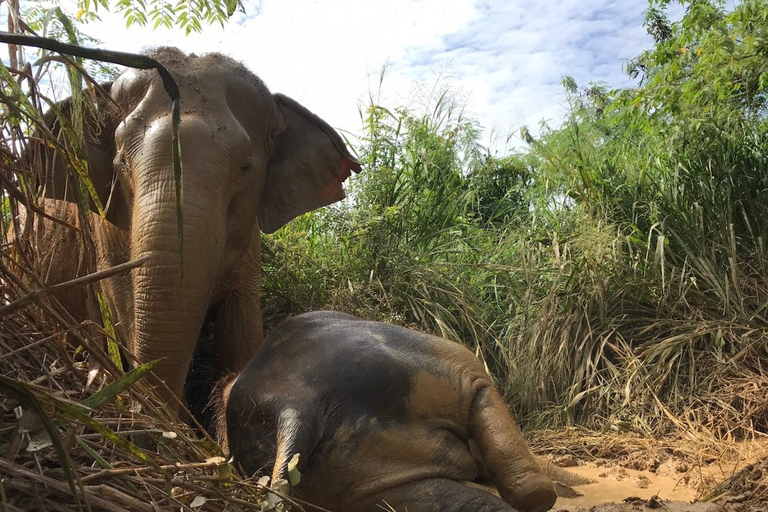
[557, 463, 699, 507]
[553, 462, 723, 511]
[541, 435, 768, 512]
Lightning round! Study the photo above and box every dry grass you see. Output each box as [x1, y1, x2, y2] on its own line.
[705, 457, 768, 506]
[0, 45, 276, 511]
[0, 247, 277, 511]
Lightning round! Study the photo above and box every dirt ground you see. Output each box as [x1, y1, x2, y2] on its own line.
[536, 433, 768, 512]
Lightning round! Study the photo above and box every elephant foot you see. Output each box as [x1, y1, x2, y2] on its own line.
[507, 473, 557, 512]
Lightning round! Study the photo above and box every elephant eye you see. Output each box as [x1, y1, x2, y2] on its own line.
[240, 158, 253, 172]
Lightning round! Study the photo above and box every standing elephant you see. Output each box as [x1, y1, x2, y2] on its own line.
[220, 311, 559, 512]
[29, 48, 360, 408]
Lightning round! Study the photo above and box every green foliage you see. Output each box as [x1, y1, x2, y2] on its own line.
[514, 0, 768, 433]
[77, 0, 243, 34]
[265, 0, 768, 437]
[22, 5, 122, 81]
[465, 155, 531, 226]
[19, 0, 241, 38]
[264, 82, 501, 339]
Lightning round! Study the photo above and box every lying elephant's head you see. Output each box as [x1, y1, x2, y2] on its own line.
[40, 47, 360, 405]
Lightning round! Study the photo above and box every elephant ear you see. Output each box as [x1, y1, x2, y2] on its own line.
[36, 83, 127, 229]
[258, 93, 361, 234]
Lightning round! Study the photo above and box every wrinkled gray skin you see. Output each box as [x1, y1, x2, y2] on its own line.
[26, 48, 360, 409]
[221, 311, 559, 512]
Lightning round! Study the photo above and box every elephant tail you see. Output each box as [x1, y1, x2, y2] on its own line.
[210, 372, 239, 451]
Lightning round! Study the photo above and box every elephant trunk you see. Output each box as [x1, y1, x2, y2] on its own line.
[128, 118, 227, 405]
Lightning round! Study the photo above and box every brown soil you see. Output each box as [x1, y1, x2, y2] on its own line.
[538, 432, 768, 512]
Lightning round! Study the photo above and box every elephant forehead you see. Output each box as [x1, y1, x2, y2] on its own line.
[147, 47, 261, 85]
[113, 48, 271, 120]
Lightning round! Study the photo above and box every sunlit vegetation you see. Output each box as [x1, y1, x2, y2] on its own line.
[1, 0, 768, 509]
[76, 0, 243, 33]
[263, 0, 768, 437]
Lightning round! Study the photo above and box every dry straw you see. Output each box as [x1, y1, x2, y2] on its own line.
[0, 37, 281, 512]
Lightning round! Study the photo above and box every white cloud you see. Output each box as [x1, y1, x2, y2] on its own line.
[32, 0, 679, 151]
[392, 0, 666, 151]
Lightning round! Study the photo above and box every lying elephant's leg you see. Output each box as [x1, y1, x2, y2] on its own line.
[469, 386, 557, 512]
[359, 478, 514, 512]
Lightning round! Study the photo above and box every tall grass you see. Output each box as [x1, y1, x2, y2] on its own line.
[264, 0, 768, 438]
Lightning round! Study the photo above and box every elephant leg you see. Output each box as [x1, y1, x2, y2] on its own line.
[213, 234, 264, 378]
[187, 291, 261, 430]
[468, 386, 556, 512]
[358, 479, 514, 512]
[212, 291, 262, 378]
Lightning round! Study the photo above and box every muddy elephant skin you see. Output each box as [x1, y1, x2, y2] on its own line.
[222, 311, 557, 512]
[22, 48, 360, 409]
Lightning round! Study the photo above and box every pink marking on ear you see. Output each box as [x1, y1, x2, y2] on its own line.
[339, 157, 362, 182]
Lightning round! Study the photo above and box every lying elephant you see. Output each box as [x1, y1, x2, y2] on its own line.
[16, 47, 360, 409]
[220, 311, 560, 512]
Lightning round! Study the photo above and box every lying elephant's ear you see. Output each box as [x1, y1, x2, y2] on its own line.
[36, 83, 127, 228]
[258, 93, 361, 234]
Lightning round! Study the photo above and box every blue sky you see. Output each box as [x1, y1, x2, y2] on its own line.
[35, 0, 682, 152]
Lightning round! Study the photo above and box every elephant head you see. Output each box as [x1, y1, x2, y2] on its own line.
[39, 47, 360, 408]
